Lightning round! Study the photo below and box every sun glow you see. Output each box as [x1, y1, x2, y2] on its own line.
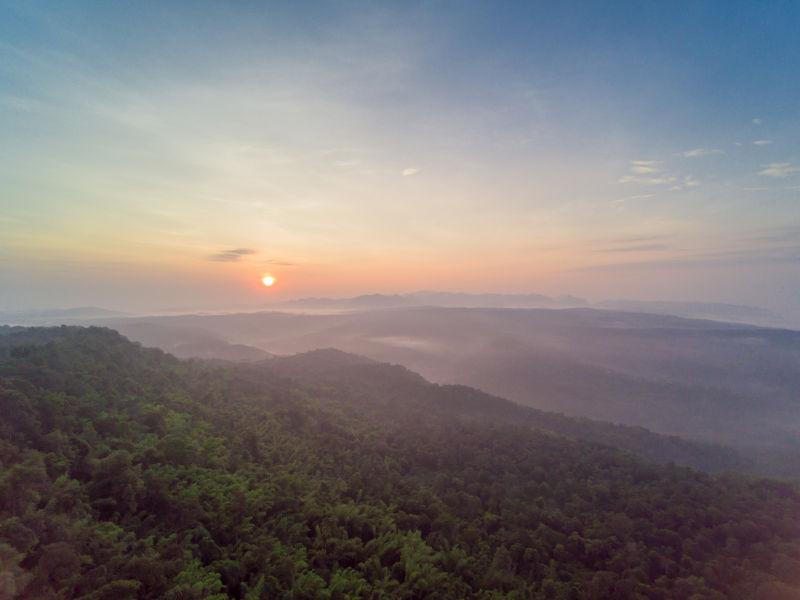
[261, 275, 276, 287]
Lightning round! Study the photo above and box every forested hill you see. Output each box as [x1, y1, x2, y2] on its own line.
[1, 327, 800, 599]
[260, 349, 773, 477]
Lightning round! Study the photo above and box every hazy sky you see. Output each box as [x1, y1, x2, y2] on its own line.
[2, 1, 799, 315]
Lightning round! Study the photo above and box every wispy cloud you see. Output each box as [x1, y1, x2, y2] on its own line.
[611, 193, 654, 205]
[745, 225, 800, 243]
[604, 234, 671, 244]
[592, 234, 671, 253]
[669, 175, 701, 191]
[401, 167, 420, 176]
[752, 117, 763, 125]
[619, 175, 675, 185]
[208, 248, 256, 262]
[753, 139, 772, 146]
[629, 160, 662, 174]
[680, 148, 723, 157]
[266, 259, 297, 266]
[618, 160, 680, 185]
[334, 159, 362, 168]
[759, 162, 800, 178]
[619, 174, 676, 185]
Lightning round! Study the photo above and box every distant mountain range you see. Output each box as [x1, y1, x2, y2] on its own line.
[274, 291, 589, 310]
[2, 294, 789, 328]
[269, 292, 789, 327]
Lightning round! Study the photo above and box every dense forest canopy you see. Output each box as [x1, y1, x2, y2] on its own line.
[1, 326, 799, 599]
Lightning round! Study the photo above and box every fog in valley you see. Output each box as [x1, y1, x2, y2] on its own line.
[4, 294, 800, 476]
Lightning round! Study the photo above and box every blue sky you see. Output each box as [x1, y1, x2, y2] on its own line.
[1, 1, 799, 316]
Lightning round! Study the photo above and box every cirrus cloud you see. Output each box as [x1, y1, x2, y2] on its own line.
[629, 160, 662, 174]
[680, 148, 723, 157]
[619, 160, 676, 185]
[669, 175, 701, 191]
[759, 163, 800, 178]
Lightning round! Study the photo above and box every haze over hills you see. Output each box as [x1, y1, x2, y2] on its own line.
[2, 291, 790, 328]
[0, 307, 129, 323]
[593, 300, 789, 328]
[5, 297, 796, 455]
[262, 347, 797, 478]
[273, 291, 588, 310]
[109, 321, 272, 362]
[85, 305, 800, 456]
[9, 297, 799, 475]
[7, 295, 799, 474]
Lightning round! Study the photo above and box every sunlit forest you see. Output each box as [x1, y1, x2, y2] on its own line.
[2, 326, 799, 599]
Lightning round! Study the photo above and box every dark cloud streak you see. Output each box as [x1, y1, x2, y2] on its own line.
[208, 248, 256, 262]
[598, 243, 670, 253]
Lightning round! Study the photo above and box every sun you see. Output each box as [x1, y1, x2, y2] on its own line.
[261, 274, 276, 287]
